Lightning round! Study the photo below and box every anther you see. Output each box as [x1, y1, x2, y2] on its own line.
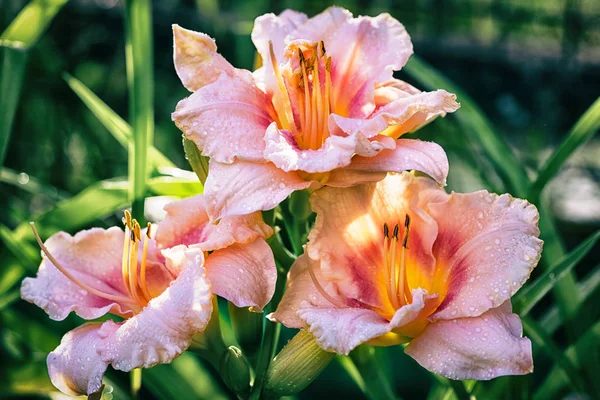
[320, 40, 326, 56]
[146, 222, 152, 238]
[123, 210, 132, 228]
[402, 215, 411, 249]
[393, 224, 399, 240]
[132, 221, 141, 242]
[383, 223, 389, 239]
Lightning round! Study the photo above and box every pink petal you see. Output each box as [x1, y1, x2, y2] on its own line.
[172, 73, 272, 164]
[100, 246, 213, 371]
[330, 89, 459, 139]
[203, 160, 311, 220]
[47, 323, 109, 396]
[173, 25, 240, 92]
[429, 192, 542, 320]
[263, 123, 361, 173]
[374, 79, 422, 106]
[251, 9, 308, 75]
[307, 173, 439, 310]
[155, 194, 272, 252]
[205, 239, 276, 311]
[269, 254, 344, 328]
[297, 289, 430, 355]
[290, 9, 412, 118]
[327, 139, 449, 186]
[21, 227, 134, 321]
[288, 7, 352, 47]
[405, 302, 533, 380]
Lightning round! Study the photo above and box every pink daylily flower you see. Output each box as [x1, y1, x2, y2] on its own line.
[172, 7, 459, 220]
[271, 172, 543, 380]
[21, 194, 276, 395]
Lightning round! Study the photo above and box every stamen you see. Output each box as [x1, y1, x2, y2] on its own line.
[310, 49, 322, 150]
[299, 50, 311, 149]
[139, 223, 152, 302]
[389, 224, 401, 309]
[307, 260, 346, 308]
[30, 222, 134, 305]
[403, 215, 411, 249]
[127, 232, 142, 305]
[268, 41, 297, 137]
[122, 225, 131, 292]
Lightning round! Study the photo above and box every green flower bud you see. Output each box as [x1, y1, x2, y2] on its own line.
[228, 302, 263, 359]
[288, 189, 313, 221]
[219, 346, 251, 398]
[183, 137, 209, 184]
[264, 329, 334, 396]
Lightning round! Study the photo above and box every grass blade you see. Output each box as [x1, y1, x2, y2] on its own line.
[529, 97, 600, 201]
[13, 179, 129, 241]
[522, 316, 587, 394]
[143, 353, 228, 400]
[0, 0, 69, 47]
[63, 73, 173, 169]
[403, 56, 529, 197]
[514, 230, 600, 316]
[0, 224, 39, 272]
[123, 0, 154, 221]
[0, 44, 28, 166]
[533, 320, 600, 400]
[0, 0, 70, 166]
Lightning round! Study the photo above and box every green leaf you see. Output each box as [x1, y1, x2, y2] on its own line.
[0, 0, 69, 48]
[13, 179, 129, 242]
[147, 176, 203, 197]
[533, 320, 600, 400]
[514, 230, 600, 316]
[0, 224, 39, 272]
[528, 96, 600, 201]
[0, 44, 28, 166]
[1, 0, 70, 166]
[403, 56, 529, 197]
[183, 137, 209, 184]
[63, 73, 173, 169]
[347, 346, 398, 400]
[522, 316, 587, 394]
[143, 353, 228, 400]
[123, 0, 154, 221]
[0, 289, 20, 312]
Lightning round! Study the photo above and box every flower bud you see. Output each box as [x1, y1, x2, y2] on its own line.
[288, 189, 312, 221]
[183, 137, 209, 184]
[219, 346, 251, 397]
[264, 329, 334, 396]
[228, 302, 263, 359]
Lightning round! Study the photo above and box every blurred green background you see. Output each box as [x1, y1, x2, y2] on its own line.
[1, 0, 599, 399]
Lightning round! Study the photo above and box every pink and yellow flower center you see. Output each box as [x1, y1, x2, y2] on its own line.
[307, 213, 447, 344]
[269, 41, 335, 151]
[30, 211, 157, 315]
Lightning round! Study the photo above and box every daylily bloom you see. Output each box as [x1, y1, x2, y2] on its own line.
[21, 194, 276, 395]
[172, 7, 459, 220]
[271, 172, 542, 380]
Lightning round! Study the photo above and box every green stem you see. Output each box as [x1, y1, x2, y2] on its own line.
[123, 0, 154, 222]
[347, 346, 398, 400]
[249, 268, 286, 400]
